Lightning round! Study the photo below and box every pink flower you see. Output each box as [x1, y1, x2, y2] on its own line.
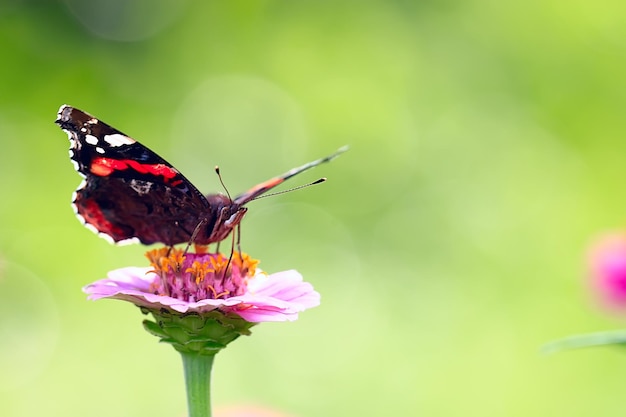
[83, 249, 320, 323]
[588, 233, 626, 311]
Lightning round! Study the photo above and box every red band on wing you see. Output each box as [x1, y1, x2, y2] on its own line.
[80, 199, 127, 238]
[90, 157, 179, 182]
[89, 157, 122, 176]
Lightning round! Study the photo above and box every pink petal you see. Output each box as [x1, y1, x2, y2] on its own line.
[83, 266, 319, 322]
[251, 270, 321, 308]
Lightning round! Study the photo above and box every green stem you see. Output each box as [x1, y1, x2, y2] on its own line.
[181, 352, 216, 417]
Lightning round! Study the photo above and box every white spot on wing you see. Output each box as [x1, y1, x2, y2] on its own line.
[115, 237, 141, 246]
[70, 159, 85, 176]
[57, 104, 67, 117]
[76, 218, 115, 244]
[73, 200, 136, 245]
[64, 131, 79, 149]
[84, 223, 100, 235]
[129, 179, 153, 195]
[98, 232, 117, 244]
[104, 133, 135, 147]
[96, 147, 105, 154]
[85, 135, 99, 145]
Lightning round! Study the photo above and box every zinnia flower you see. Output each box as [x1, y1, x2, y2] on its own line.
[83, 247, 321, 417]
[85, 248, 320, 323]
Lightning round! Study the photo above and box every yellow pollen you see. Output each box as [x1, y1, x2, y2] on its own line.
[185, 260, 215, 284]
[205, 285, 230, 299]
[233, 252, 259, 276]
[145, 248, 170, 271]
[145, 248, 186, 273]
[208, 254, 229, 273]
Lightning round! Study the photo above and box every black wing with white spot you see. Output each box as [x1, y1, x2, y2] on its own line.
[55, 105, 214, 245]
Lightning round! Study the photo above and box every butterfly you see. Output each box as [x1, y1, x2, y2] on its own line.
[55, 105, 346, 246]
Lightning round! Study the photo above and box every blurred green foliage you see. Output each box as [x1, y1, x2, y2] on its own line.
[3, 1, 626, 416]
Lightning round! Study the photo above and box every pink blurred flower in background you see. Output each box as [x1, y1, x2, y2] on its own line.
[588, 233, 626, 311]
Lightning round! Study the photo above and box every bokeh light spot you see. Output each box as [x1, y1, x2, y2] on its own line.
[63, 0, 190, 42]
[0, 258, 59, 391]
[170, 75, 310, 192]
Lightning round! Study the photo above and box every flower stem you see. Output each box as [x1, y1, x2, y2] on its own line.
[180, 352, 216, 417]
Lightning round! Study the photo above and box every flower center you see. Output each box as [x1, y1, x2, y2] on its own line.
[145, 248, 260, 302]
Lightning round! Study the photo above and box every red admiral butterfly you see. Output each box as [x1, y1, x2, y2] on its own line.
[56, 105, 346, 246]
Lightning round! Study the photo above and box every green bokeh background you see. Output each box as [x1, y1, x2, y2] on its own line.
[2, 1, 626, 416]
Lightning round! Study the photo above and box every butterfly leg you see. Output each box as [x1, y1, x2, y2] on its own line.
[235, 224, 242, 256]
[183, 218, 208, 255]
[219, 210, 246, 282]
[221, 234, 236, 283]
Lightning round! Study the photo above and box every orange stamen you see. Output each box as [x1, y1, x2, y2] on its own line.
[185, 260, 215, 284]
[233, 252, 259, 276]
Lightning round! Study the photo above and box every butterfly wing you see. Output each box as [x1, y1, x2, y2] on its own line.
[56, 105, 213, 246]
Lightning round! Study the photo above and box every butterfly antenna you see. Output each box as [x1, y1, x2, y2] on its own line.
[233, 146, 348, 205]
[214, 166, 233, 201]
[279, 145, 348, 183]
[252, 177, 327, 200]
